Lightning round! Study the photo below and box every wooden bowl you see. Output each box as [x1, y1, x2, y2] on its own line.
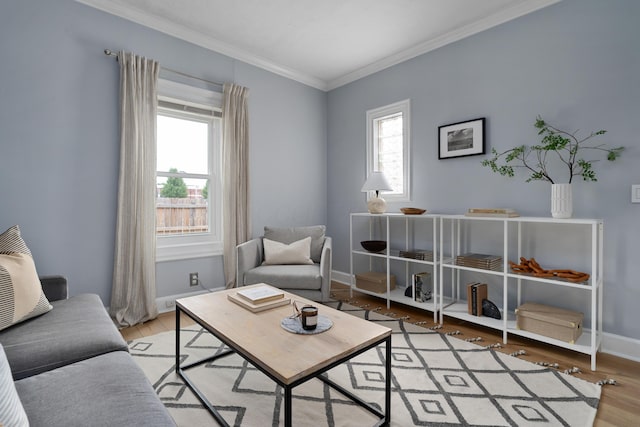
[400, 207, 426, 215]
[360, 240, 387, 253]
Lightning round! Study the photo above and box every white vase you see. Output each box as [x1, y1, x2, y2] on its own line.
[551, 183, 572, 219]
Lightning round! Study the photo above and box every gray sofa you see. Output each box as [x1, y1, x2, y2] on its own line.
[236, 225, 332, 302]
[0, 276, 175, 426]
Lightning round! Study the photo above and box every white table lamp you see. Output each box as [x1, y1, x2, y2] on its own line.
[361, 171, 393, 214]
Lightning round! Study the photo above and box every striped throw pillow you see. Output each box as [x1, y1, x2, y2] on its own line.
[0, 344, 29, 427]
[0, 225, 52, 332]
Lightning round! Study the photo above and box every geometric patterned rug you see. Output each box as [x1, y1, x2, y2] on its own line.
[129, 301, 601, 426]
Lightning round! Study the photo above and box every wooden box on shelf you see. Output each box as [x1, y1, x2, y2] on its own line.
[355, 271, 396, 293]
[515, 303, 584, 343]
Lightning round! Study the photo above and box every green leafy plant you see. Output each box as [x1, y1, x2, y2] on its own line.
[482, 116, 624, 184]
[160, 168, 188, 198]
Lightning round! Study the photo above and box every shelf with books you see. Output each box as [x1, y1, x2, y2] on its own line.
[349, 212, 439, 322]
[438, 214, 603, 370]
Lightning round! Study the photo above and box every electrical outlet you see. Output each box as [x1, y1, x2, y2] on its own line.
[632, 185, 640, 203]
[189, 272, 199, 287]
[165, 300, 175, 308]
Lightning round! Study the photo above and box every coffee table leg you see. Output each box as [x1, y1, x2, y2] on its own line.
[175, 305, 181, 373]
[385, 335, 391, 425]
[284, 385, 292, 427]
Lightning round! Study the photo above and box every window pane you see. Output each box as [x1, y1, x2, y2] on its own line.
[157, 115, 208, 174]
[156, 177, 209, 235]
[379, 114, 402, 137]
[376, 115, 404, 195]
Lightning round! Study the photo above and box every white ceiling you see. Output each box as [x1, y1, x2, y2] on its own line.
[77, 0, 559, 91]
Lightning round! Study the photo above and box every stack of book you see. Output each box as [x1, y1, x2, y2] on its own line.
[465, 208, 519, 218]
[398, 249, 433, 262]
[456, 253, 502, 271]
[227, 284, 291, 313]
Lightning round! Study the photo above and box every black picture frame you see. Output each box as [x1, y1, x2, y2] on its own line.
[438, 117, 486, 159]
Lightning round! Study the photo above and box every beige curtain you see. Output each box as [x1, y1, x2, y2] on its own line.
[222, 83, 250, 288]
[110, 51, 160, 327]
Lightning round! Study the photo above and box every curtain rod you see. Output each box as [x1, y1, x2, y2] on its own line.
[104, 49, 224, 88]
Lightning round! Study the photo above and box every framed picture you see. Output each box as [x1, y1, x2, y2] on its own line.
[438, 117, 485, 159]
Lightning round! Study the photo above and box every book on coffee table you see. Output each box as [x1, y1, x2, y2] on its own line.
[227, 293, 291, 313]
[237, 284, 285, 304]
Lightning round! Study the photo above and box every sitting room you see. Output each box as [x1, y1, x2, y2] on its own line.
[1, 0, 639, 426]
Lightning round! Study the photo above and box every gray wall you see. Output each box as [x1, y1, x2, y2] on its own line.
[327, 0, 640, 339]
[0, 0, 327, 304]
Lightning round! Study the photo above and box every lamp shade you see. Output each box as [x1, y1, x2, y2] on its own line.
[361, 171, 393, 192]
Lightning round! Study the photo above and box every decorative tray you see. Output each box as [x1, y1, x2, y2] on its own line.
[400, 207, 426, 215]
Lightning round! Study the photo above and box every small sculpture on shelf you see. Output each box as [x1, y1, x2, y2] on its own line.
[509, 257, 590, 283]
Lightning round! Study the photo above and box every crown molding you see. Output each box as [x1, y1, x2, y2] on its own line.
[77, 0, 559, 92]
[75, 0, 328, 91]
[326, 0, 561, 90]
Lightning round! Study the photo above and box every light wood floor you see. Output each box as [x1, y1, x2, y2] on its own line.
[121, 282, 639, 427]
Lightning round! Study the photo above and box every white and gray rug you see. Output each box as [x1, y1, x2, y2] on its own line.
[129, 302, 601, 426]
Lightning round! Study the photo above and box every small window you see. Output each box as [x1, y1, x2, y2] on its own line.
[366, 99, 410, 202]
[156, 80, 222, 261]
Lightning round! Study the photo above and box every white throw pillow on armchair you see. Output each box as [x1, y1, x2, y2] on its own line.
[262, 237, 314, 265]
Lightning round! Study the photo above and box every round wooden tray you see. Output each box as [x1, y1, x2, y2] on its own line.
[400, 207, 426, 215]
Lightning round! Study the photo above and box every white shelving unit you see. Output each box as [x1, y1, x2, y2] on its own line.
[439, 215, 603, 371]
[349, 213, 440, 322]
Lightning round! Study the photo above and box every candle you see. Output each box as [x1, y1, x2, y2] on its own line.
[301, 305, 318, 330]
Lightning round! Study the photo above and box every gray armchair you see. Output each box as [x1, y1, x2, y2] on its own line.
[236, 225, 332, 302]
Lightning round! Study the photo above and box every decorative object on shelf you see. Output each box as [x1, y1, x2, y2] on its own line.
[412, 272, 432, 302]
[456, 253, 502, 271]
[398, 249, 433, 261]
[355, 271, 396, 293]
[481, 115, 624, 218]
[551, 183, 572, 219]
[465, 208, 519, 218]
[508, 257, 590, 283]
[400, 207, 426, 215]
[515, 303, 584, 344]
[361, 171, 393, 214]
[404, 286, 413, 298]
[482, 299, 501, 319]
[438, 117, 486, 159]
[360, 240, 386, 253]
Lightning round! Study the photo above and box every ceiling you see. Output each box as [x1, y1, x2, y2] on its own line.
[77, 0, 559, 91]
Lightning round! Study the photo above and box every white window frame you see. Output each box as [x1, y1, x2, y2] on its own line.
[365, 99, 411, 202]
[156, 80, 223, 262]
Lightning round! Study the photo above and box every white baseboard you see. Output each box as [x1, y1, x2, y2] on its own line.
[330, 269, 640, 363]
[602, 332, 640, 363]
[331, 270, 351, 286]
[156, 287, 225, 314]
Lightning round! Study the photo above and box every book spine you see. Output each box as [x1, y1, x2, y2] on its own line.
[472, 285, 477, 315]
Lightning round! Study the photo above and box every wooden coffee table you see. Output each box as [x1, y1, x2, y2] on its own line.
[176, 284, 392, 426]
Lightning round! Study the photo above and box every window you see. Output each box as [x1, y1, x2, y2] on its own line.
[156, 80, 223, 261]
[366, 99, 410, 202]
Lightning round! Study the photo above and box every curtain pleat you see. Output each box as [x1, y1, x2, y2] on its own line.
[222, 83, 250, 288]
[110, 51, 160, 327]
